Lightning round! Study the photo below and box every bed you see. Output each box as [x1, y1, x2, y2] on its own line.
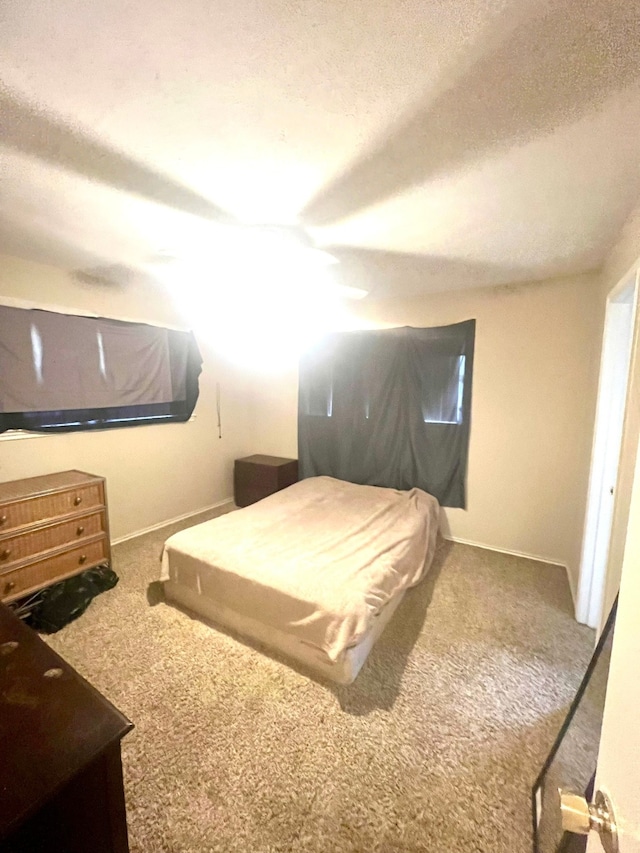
[160, 476, 440, 684]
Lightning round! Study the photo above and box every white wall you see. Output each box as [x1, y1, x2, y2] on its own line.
[0, 254, 252, 540]
[246, 272, 604, 592]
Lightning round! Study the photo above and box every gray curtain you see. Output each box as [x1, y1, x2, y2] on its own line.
[298, 320, 475, 508]
[0, 305, 201, 432]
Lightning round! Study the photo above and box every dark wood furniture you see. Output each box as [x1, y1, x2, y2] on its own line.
[0, 602, 133, 853]
[0, 471, 111, 603]
[234, 455, 298, 507]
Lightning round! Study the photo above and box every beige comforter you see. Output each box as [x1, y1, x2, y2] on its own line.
[161, 476, 439, 662]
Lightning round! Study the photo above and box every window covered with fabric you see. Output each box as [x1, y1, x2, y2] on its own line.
[298, 321, 475, 508]
[0, 305, 202, 433]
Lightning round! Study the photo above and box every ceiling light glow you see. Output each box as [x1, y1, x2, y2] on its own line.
[151, 225, 367, 368]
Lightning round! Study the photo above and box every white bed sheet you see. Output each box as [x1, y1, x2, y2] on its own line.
[161, 476, 439, 664]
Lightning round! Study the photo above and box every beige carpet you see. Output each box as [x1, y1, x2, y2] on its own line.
[45, 510, 594, 853]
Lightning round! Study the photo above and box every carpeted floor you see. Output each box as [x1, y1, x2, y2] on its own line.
[45, 510, 594, 853]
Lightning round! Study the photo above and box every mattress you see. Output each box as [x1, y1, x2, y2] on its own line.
[161, 476, 439, 680]
[162, 579, 407, 684]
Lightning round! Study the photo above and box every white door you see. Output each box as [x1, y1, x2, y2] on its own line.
[577, 274, 637, 630]
[585, 439, 640, 852]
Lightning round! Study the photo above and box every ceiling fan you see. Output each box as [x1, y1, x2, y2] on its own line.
[140, 223, 370, 301]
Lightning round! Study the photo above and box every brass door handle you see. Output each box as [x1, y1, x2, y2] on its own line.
[560, 790, 618, 853]
[76, 526, 85, 535]
[74, 495, 83, 506]
[78, 554, 87, 565]
[0, 549, 12, 560]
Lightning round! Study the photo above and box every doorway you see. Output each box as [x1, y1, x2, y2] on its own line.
[576, 270, 638, 629]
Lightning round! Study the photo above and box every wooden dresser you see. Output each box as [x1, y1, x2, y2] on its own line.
[0, 471, 110, 603]
[0, 602, 133, 852]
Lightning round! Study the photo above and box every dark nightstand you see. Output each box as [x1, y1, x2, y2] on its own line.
[234, 455, 299, 507]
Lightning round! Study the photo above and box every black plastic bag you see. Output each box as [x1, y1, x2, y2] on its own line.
[22, 565, 118, 633]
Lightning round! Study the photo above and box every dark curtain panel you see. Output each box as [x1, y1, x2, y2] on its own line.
[298, 320, 475, 508]
[0, 305, 202, 433]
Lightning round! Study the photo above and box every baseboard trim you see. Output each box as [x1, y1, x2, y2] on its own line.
[444, 534, 576, 608]
[443, 534, 563, 566]
[112, 498, 235, 545]
[565, 565, 578, 611]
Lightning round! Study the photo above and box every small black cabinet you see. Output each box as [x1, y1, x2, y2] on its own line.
[234, 455, 298, 507]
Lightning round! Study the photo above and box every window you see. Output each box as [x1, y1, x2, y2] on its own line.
[0, 305, 202, 434]
[298, 322, 475, 508]
[300, 363, 333, 417]
[421, 355, 466, 424]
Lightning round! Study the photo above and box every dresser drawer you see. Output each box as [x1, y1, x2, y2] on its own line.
[0, 511, 107, 570]
[0, 538, 109, 602]
[0, 484, 104, 534]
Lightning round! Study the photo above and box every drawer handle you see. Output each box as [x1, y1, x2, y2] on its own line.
[0, 549, 12, 560]
[0, 515, 6, 525]
[76, 525, 85, 535]
[44, 668, 64, 679]
[3, 580, 15, 595]
[78, 554, 87, 565]
[74, 496, 83, 506]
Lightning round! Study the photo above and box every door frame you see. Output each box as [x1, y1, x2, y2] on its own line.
[576, 269, 639, 629]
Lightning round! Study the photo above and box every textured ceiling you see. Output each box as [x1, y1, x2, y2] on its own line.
[1, 0, 640, 297]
